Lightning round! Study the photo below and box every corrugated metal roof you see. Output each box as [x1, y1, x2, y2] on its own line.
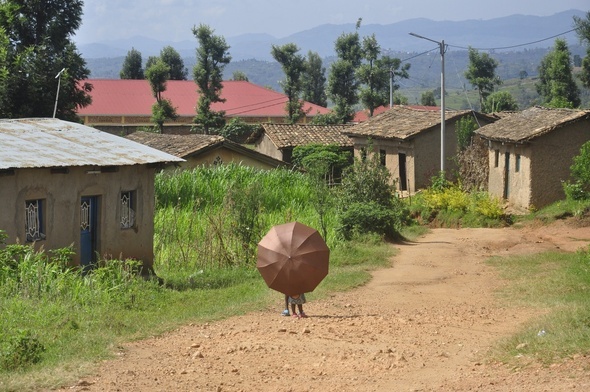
[76, 79, 331, 118]
[0, 118, 184, 169]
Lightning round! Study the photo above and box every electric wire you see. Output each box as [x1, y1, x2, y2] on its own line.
[448, 28, 579, 51]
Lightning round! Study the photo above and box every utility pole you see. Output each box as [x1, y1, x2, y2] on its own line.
[409, 33, 446, 172]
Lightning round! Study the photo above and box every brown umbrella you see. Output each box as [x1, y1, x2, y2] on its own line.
[257, 221, 330, 297]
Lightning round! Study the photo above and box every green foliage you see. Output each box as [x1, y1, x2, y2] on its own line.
[153, 165, 328, 272]
[145, 57, 178, 132]
[271, 43, 306, 123]
[328, 30, 362, 123]
[310, 112, 341, 125]
[337, 201, 402, 240]
[409, 173, 506, 227]
[0, 329, 45, 371]
[489, 247, 590, 364]
[160, 46, 187, 80]
[536, 39, 581, 108]
[483, 90, 519, 113]
[145, 58, 170, 100]
[455, 116, 478, 151]
[292, 144, 351, 178]
[219, 117, 259, 142]
[0, 0, 91, 120]
[563, 140, 590, 200]
[226, 182, 265, 263]
[120, 47, 144, 79]
[151, 98, 178, 132]
[302, 51, 327, 107]
[420, 90, 436, 106]
[464, 47, 502, 110]
[192, 24, 231, 134]
[337, 148, 409, 239]
[340, 150, 394, 208]
[230, 70, 248, 81]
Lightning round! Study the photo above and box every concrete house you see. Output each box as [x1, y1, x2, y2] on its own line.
[476, 106, 590, 210]
[126, 132, 290, 171]
[0, 118, 183, 270]
[253, 123, 354, 164]
[343, 106, 496, 193]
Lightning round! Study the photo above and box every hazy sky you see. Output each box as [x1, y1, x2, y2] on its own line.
[74, 0, 588, 44]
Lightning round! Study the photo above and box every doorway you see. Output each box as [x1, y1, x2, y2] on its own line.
[398, 153, 407, 191]
[80, 196, 98, 271]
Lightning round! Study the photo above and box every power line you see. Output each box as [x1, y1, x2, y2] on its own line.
[447, 28, 579, 51]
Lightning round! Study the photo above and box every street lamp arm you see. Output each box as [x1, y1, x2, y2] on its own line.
[409, 32, 440, 45]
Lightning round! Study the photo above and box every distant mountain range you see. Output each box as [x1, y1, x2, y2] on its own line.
[78, 10, 586, 61]
[80, 9, 589, 108]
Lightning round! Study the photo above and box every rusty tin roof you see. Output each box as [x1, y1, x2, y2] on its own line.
[0, 118, 184, 169]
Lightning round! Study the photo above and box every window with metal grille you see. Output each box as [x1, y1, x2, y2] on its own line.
[120, 191, 136, 229]
[25, 199, 45, 242]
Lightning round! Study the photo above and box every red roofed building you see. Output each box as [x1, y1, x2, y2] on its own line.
[77, 79, 331, 134]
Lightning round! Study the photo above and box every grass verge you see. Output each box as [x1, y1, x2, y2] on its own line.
[0, 235, 394, 392]
[487, 247, 590, 365]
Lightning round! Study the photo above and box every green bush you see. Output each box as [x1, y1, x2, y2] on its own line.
[0, 329, 45, 371]
[219, 118, 259, 143]
[337, 201, 400, 240]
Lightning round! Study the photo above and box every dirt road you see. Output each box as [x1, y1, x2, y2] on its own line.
[60, 221, 590, 391]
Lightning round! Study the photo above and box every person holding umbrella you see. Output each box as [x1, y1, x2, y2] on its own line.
[288, 293, 307, 318]
[257, 222, 330, 318]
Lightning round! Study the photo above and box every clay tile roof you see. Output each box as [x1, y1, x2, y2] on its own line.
[260, 123, 354, 149]
[344, 105, 475, 140]
[126, 132, 224, 158]
[476, 106, 590, 143]
[353, 105, 439, 123]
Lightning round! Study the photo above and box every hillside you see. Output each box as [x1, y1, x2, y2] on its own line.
[82, 9, 590, 109]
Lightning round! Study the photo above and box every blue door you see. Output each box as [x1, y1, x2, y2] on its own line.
[80, 196, 98, 271]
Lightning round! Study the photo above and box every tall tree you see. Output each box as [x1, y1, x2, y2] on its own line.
[464, 47, 501, 111]
[0, 0, 91, 120]
[271, 43, 306, 123]
[573, 11, 590, 90]
[536, 38, 580, 108]
[484, 91, 518, 112]
[145, 59, 177, 132]
[420, 90, 436, 106]
[327, 24, 362, 123]
[356, 34, 383, 117]
[120, 47, 144, 79]
[302, 51, 327, 107]
[231, 70, 249, 81]
[192, 24, 231, 134]
[160, 46, 187, 80]
[357, 34, 409, 117]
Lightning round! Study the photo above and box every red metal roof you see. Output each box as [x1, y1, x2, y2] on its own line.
[77, 79, 330, 118]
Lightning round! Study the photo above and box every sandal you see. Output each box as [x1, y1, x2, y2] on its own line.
[299, 312, 308, 318]
[291, 313, 299, 319]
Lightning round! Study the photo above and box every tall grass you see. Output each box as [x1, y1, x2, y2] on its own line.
[153, 164, 340, 287]
[0, 164, 398, 391]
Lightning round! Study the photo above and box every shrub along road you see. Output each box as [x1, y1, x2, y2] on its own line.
[56, 220, 590, 392]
